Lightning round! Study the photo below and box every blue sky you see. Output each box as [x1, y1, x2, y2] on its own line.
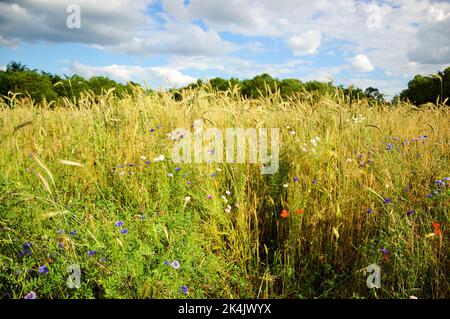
[1, 0, 449, 98]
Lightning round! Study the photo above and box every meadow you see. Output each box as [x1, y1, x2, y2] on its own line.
[0, 87, 449, 299]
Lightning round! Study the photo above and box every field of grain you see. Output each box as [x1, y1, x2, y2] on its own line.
[0, 88, 449, 299]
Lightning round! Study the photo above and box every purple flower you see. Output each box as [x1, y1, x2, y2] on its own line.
[150, 128, 156, 132]
[384, 198, 391, 204]
[312, 179, 317, 185]
[115, 221, 124, 227]
[427, 193, 434, 198]
[367, 209, 373, 214]
[381, 247, 389, 255]
[175, 166, 181, 172]
[210, 173, 216, 177]
[121, 228, 128, 234]
[180, 285, 189, 295]
[407, 210, 415, 216]
[187, 181, 191, 185]
[164, 260, 171, 266]
[58, 242, 63, 249]
[145, 161, 151, 165]
[69, 230, 77, 236]
[38, 265, 49, 274]
[24, 291, 37, 299]
[293, 177, 299, 182]
[386, 143, 394, 151]
[88, 250, 96, 256]
[207, 195, 213, 199]
[23, 243, 32, 250]
[140, 215, 146, 221]
[171, 260, 180, 270]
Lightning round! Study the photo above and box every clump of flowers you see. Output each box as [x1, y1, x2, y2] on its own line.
[280, 210, 289, 218]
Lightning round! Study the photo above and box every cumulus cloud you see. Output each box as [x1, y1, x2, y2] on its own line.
[69, 62, 197, 88]
[287, 30, 322, 56]
[408, 8, 450, 64]
[351, 54, 375, 72]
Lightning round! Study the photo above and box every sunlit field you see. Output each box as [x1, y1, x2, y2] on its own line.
[0, 87, 449, 299]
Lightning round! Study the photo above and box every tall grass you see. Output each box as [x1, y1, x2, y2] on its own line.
[0, 88, 449, 299]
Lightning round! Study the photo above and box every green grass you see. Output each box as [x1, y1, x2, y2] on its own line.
[0, 88, 449, 299]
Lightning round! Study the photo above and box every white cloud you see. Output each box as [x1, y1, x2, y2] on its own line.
[0, 65, 6, 71]
[69, 62, 197, 88]
[287, 30, 322, 56]
[351, 54, 375, 72]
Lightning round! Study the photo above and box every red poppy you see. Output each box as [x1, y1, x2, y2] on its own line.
[280, 210, 289, 218]
[432, 222, 441, 235]
[296, 209, 304, 214]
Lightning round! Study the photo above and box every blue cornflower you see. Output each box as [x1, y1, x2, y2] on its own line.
[381, 247, 389, 255]
[175, 166, 181, 172]
[38, 265, 49, 274]
[115, 221, 124, 227]
[23, 243, 32, 250]
[88, 250, 96, 256]
[384, 198, 391, 204]
[386, 143, 394, 151]
[293, 177, 299, 182]
[407, 210, 415, 216]
[121, 228, 129, 234]
[24, 291, 37, 299]
[210, 173, 216, 177]
[171, 260, 180, 270]
[145, 161, 151, 165]
[164, 260, 171, 266]
[427, 193, 434, 198]
[180, 285, 189, 295]
[367, 209, 373, 214]
[69, 230, 77, 236]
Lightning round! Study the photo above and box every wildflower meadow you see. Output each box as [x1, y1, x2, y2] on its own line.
[0, 87, 449, 299]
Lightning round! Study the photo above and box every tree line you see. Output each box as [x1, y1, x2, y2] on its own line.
[1, 61, 448, 106]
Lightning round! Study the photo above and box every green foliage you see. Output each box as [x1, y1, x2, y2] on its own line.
[400, 67, 450, 105]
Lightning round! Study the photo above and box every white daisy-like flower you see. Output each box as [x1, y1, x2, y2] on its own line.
[185, 196, 191, 202]
[283, 183, 289, 188]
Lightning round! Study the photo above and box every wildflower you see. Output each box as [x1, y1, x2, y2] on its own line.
[407, 210, 415, 216]
[293, 177, 299, 182]
[175, 166, 181, 172]
[207, 195, 213, 199]
[409, 296, 418, 299]
[153, 155, 165, 162]
[180, 285, 189, 295]
[225, 205, 232, 214]
[38, 265, 49, 274]
[88, 250, 96, 256]
[280, 210, 289, 218]
[367, 209, 373, 214]
[140, 156, 147, 160]
[290, 131, 296, 135]
[432, 222, 441, 235]
[115, 221, 124, 227]
[386, 143, 394, 151]
[346, 158, 353, 163]
[186, 181, 191, 185]
[225, 190, 231, 195]
[171, 260, 180, 270]
[381, 247, 389, 255]
[384, 198, 391, 204]
[221, 195, 228, 203]
[167, 173, 174, 177]
[150, 128, 155, 132]
[24, 291, 37, 299]
[121, 228, 129, 235]
[210, 173, 216, 177]
[312, 179, 317, 185]
[427, 193, 433, 198]
[185, 196, 191, 202]
[164, 260, 171, 266]
[23, 243, 32, 250]
[58, 242, 63, 249]
[69, 230, 77, 236]
[140, 215, 146, 221]
[283, 183, 289, 188]
[296, 209, 304, 214]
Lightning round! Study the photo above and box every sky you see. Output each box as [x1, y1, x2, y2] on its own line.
[0, 0, 449, 98]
